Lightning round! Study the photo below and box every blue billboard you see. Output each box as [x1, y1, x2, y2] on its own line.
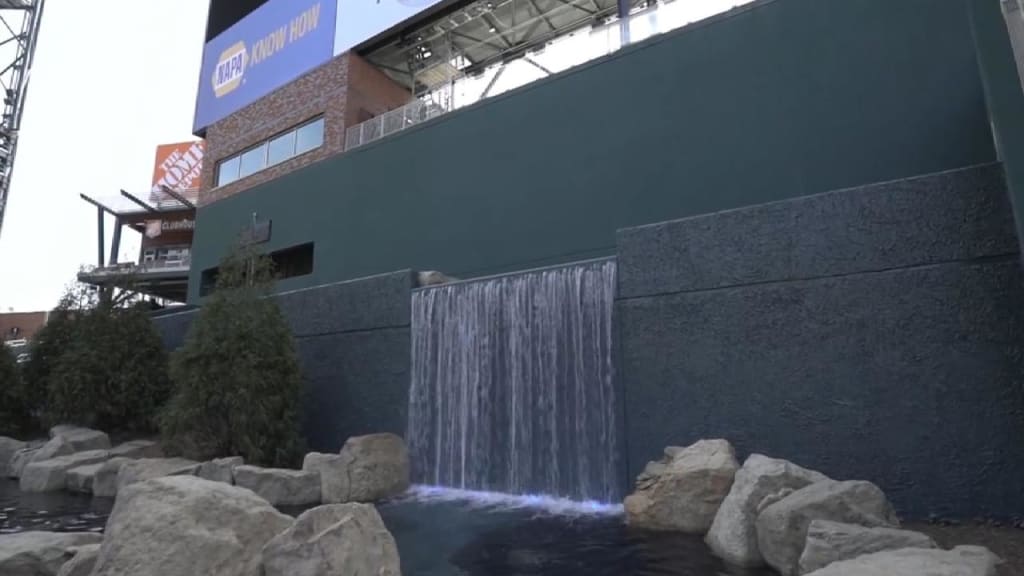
[193, 0, 338, 133]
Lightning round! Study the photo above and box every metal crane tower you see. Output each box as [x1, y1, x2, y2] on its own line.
[0, 0, 45, 239]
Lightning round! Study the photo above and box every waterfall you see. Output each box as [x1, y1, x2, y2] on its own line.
[408, 259, 621, 503]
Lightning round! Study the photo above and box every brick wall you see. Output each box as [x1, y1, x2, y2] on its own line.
[199, 52, 411, 206]
[0, 311, 48, 342]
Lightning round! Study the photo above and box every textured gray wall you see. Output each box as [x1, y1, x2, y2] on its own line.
[152, 270, 414, 452]
[616, 163, 1024, 519]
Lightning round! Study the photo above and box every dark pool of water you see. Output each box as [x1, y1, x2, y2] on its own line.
[0, 480, 772, 575]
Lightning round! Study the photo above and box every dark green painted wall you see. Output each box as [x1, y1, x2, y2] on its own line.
[190, 0, 996, 302]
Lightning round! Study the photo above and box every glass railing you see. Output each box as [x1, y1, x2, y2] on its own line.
[345, 0, 755, 150]
[81, 256, 192, 277]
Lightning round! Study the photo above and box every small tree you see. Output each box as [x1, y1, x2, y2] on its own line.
[160, 241, 303, 467]
[25, 281, 171, 433]
[0, 344, 28, 436]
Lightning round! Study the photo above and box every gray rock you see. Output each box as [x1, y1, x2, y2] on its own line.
[706, 454, 830, 566]
[624, 439, 740, 533]
[65, 463, 106, 494]
[32, 437, 75, 464]
[804, 545, 1002, 576]
[91, 476, 293, 576]
[302, 452, 350, 503]
[9, 447, 39, 479]
[755, 480, 899, 576]
[49, 426, 110, 452]
[116, 458, 200, 492]
[92, 458, 131, 498]
[234, 465, 321, 507]
[261, 503, 401, 576]
[56, 544, 101, 576]
[797, 520, 937, 574]
[197, 457, 244, 484]
[20, 450, 111, 493]
[0, 436, 26, 477]
[108, 440, 163, 460]
[0, 531, 102, 576]
[337, 433, 411, 502]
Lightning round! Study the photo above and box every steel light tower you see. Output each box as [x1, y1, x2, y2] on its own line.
[0, 0, 45, 239]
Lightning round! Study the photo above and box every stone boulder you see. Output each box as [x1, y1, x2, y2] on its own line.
[197, 457, 244, 484]
[20, 450, 110, 493]
[0, 436, 26, 477]
[31, 436, 75, 464]
[797, 520, 937, 574]
[108, 440, 163, 460]
[706, 454, 829, 566]
[116, 458, 200, 492]
[90, 476, 293, 576]
[804, 545, 1002, 576]
[49, 426, 110, 452]
[624, 439, 739, 533]
[66, 463, 106, 494]
[302, 452, 348, 503]
[234, 465, 320, 507]
[755, 480, 899, 576]
[92, 458, 131, 498]
[0, 531, 102, 576]
[9, 446, 40, 478]
[261, 503, 401, 576]
[337, 433, 412, 502]
[56, 544, 101, 576]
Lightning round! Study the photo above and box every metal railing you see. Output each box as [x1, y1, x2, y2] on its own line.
[345, 97, 450, 150]
[81, 256, 192, 277]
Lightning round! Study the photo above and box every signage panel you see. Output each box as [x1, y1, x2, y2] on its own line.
[151, 141, 205, 198]
[193, 0, 338, 133]
[334, 0, 446, 55]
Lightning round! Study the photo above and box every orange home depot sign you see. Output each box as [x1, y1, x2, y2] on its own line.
[151, 140, 205, 196]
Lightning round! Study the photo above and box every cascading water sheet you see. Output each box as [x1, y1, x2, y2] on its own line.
[408, 259, 620, 503]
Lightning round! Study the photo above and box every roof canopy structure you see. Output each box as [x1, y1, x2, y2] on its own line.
[364, 0, 639, 93]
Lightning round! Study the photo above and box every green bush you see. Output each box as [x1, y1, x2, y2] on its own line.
[0, 345, 28, 436]
[160, 242, 303, 467]
[25, 285, 172, 433]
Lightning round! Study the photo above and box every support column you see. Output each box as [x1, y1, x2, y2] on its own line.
[109, 217, 122, 265]
[96, 206, 105, 267]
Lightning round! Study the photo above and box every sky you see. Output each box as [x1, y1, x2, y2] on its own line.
[0, 0, 208, 312]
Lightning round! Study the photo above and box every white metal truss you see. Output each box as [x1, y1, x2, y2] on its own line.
[0, 0, 45, 239]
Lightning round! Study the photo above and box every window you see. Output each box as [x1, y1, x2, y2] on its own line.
[217, 155, 241, 187]
[271, 242, 315, 279]
[238, 144, 267, 179]
[295, 118, 324, 155]
[214, 116, 325, 187]
[267, 131, 296, 167]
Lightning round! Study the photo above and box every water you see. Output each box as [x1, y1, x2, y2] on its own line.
[409, 259, 621, 502]
[0, 482, 773, 575]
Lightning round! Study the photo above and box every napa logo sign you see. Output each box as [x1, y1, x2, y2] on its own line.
[194, 0, 337, 133]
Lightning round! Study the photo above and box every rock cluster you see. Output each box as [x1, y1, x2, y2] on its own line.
[0, 428, 412, 576]
[624, 438, 1003, 576]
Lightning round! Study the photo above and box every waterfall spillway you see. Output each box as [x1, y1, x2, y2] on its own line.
[408, 259, 621, 503]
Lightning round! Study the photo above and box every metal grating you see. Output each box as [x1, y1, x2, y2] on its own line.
[0, 0, 44, 239]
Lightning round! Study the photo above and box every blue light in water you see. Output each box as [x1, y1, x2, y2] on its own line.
[403, 485, 624, 517]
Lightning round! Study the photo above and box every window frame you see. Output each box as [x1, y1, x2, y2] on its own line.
[214, 116, 326, 188]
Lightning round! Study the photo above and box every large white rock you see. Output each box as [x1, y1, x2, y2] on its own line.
[0, 436, 26, 477]
[19, 450, 111, 493]
[8, 446, 40, 478]
[624, 439, 739, 533]
[706, 454, 829, 566]
[55, 543, 101, 576]
[797, 520, 937, 574]
[92, 458, 131, 498]
[302, 452, 349, 503]
[108, 440, 163, 459]
[197, 457, 244, 484]
[91, 476, 293, 576]
[338, 433, 411, 502]
[755, 480, 899, 576]
[0, 531, 102, 576]
[234, 465, 320, 507]
[261, 503, 401, 576]
[31, 437, 75, 464]
[804, 545, 1002, 576]
[66, 463, 106, 494]
[49, 426, 111, 452]
[116, 458, 200, 492]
